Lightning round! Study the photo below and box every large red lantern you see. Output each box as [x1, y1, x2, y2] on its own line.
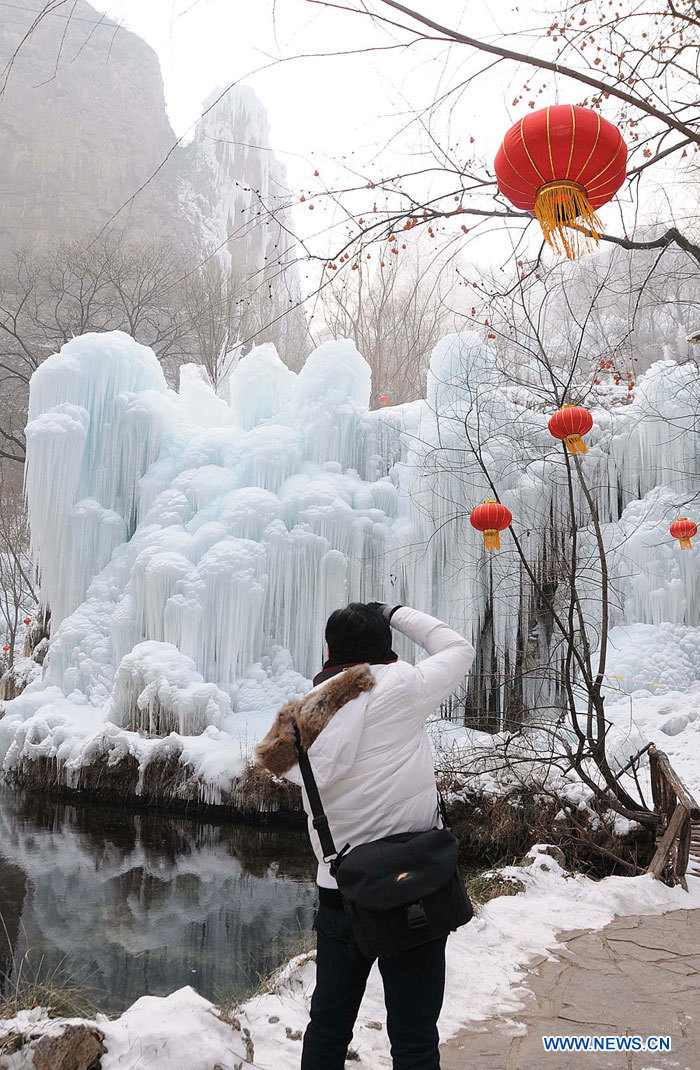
[470, 500, 512, 551]
[670, 518, 697, 550]
[494, 105, 627, 259]
[548, 405, 593, 455]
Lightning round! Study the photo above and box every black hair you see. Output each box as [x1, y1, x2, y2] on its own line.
[325, 602, 392, 663]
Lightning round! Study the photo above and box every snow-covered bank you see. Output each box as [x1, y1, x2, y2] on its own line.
[0, 669, 306, 816]
[2, 849, 699, 1069]
[432, 684, 700, 831]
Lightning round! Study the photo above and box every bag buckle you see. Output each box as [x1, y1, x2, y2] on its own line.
[328, 843, 351, 877]
[312, 815, 329, 832]
[406, 902, 428, 930]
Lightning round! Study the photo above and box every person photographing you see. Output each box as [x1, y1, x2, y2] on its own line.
[256, 602, 475, 1070]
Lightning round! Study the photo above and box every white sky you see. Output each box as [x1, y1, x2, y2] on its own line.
[94, 0, 519, 194]
[87, 2, 684, 295]
[89, 0, 555, 280]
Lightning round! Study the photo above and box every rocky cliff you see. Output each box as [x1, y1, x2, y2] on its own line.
[0, 2, 300, 277]
[0, 0, 306, 359]
[0, 0, 185, 252]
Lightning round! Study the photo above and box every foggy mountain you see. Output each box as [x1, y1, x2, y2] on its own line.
[0, 0, 301, 307]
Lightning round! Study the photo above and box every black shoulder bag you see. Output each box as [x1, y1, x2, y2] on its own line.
[293, 721, 473, 959]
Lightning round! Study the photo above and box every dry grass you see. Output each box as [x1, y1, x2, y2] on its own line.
[465, 868, 525, 904]
[0, 950, 98, 1054]
[7, 753, 140, 805]
[451, 791, 560, 866]
[225, 763, 303, 819]
[449, 788, 654, 877]
[218, 926, 316, 1014]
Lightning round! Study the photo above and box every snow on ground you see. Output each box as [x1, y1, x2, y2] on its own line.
[431, 682, 700, 827]
[2, 850, 698, 1069]
[606, 687, 700, 800]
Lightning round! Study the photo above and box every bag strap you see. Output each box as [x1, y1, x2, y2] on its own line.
[292, 718, 339, 863]
[292, 717, 449, 871]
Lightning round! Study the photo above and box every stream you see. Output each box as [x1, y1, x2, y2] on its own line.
[0, 787, 318, 1014]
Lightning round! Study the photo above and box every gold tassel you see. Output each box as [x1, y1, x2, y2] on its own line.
[534, 180, 603, 260]
[564, 433, 589, 456]
[678, 537, 692, 551]
[482, 530, 501, 551]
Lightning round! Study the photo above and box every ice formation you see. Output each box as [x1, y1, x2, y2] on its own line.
[182, 84, 306, 360]
[397, 334, 699, 719]
[107, 642, 231, 736]
[20, 331, 397, 738]
[1, 326, 696, 798]
[185, 85, 293, 273]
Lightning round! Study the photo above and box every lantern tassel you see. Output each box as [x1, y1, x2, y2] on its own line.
[482, 529, 501, 551]
[563, 433, 589, 456]
[534, 180, 603, 260]
[678, 536, 693, 550]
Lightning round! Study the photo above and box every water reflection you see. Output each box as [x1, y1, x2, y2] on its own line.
[0, 789, 317, 1013]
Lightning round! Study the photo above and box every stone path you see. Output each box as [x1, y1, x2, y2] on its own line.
[441, 908, 700, 1070]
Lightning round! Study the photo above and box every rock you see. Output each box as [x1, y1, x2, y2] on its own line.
[0, 0, 185, 254]
[268, 1016, 280, 1024]
[660, 715, 689, 737]
[285, 1028, 303, 1041]
[32, 1024, 106, 1070]
[365, 1020, 383, 1030]
[0, 660, 41, 701]
[519, 843, 567, 869]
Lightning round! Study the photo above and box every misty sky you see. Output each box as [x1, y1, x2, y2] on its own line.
[94, 0, 517, 193]
[87, 2, 680, 274]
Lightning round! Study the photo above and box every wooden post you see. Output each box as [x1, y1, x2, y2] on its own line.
[649, 746, 662, 812]
[646, 747, 699, 887]
[654, 752, 700, 820]
[677, 810, 691, 879]
[648, 803, 688, 882]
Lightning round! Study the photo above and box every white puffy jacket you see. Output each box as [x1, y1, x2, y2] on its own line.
[285, 607, 475, 889]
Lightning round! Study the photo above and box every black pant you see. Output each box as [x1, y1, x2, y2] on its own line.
[301, 899, 447, 1070]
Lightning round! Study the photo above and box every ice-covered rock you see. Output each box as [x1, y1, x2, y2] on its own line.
[107, 641, 230, 736]
[24, 330, 396, 699]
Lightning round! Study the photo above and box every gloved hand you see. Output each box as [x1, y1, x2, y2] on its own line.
[366, 601, 402, 623]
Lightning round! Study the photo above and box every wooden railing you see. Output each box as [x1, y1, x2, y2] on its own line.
[647, 745, 700, 889]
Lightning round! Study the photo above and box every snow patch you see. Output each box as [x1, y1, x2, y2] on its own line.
[1, 861, 698, 1069]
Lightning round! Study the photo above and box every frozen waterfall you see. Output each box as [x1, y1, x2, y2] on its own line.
[21, 329, 700, 740]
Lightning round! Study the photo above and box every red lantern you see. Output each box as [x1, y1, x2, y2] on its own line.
[670, 518, 697, 550]
[494, 105, 627, 259]
[379, 395, 388, 406]
[548, 405, 593, 456]
[470, 500, 512, 551]
[23, 618, 31, 626]
[2, 645, 9, 653]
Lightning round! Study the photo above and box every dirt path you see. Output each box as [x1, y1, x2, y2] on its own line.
[440, 908, 700, 1069]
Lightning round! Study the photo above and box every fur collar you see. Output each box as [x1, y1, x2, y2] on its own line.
[255, 664, 375, 778]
